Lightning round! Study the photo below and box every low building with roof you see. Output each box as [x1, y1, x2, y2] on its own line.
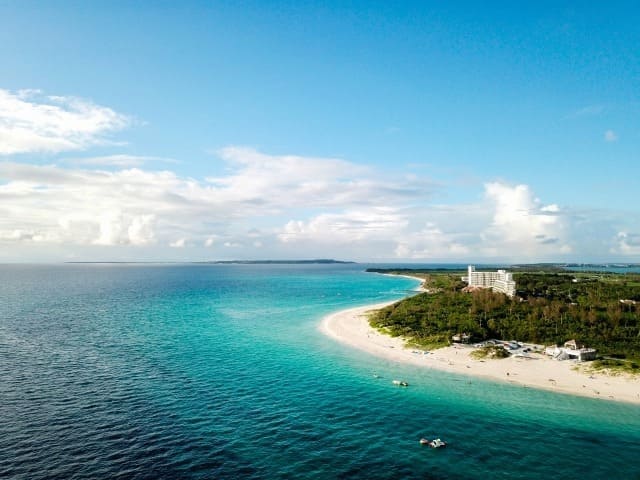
[545, 339, 597, 362]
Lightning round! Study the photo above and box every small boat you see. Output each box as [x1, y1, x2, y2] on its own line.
[419, 438, 429, 445]
[428, 438, 447, 448]
[392, 380, 409, 387]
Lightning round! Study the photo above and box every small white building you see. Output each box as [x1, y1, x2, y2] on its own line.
[545, 340, 597, 362]
[462, 265, 516, 297]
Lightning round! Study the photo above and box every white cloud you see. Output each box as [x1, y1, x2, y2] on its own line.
[352, 183, 573, 261]
[480, 182, 571, 257]
[204, 236, 217, 247]
[540, 204, 559, 213]
[55, 210, 156, 246]
[128, 215, 156, 245]
[0, 144, 428, 258]
[611, 232, 640, 255]
[0, 89, 130, 155]
[207, 147, 426, 210]
[0, 229, 42, 241]
[1, 144, 636, 261]
[170, 238, 186, 248]
[279, 208, 408, 244]
[604, 130, 618, 142]
[94, 212, 126, 246]
[68, 154, 175, 168]
[393, 223, 471, 259]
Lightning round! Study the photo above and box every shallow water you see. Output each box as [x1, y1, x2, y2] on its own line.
[1, 264, 639, 479]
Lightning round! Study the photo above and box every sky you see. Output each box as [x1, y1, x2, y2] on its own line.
[0, 1, 639, 263]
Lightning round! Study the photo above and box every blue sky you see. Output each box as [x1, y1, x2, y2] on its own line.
[1, 1, 639, 262]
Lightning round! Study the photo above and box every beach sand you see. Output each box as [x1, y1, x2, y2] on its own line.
[320, 300, 640, 404]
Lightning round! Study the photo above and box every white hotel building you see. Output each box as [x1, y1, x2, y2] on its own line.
[462, 265, 516, 298]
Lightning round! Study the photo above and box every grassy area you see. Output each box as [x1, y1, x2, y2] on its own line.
[369, 319, 450, 350]
[404, 336, 450, 350]
[589, 358, 640, 375]
[470, 345, 510, 359]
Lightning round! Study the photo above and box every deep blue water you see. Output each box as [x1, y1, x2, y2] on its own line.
[1, 264, 639, 479]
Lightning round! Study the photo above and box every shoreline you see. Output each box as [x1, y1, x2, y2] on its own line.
[319, 301, 640, 405]
[379, 273, 428, 292]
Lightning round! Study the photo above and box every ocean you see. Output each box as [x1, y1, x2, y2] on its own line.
[1, 264, 639, 479]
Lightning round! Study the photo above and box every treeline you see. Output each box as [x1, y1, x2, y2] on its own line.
[370, 273, 640, 360]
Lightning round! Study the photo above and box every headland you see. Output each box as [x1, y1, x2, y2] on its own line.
[320, 301, 640, 404]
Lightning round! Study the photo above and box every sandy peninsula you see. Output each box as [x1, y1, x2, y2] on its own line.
[320, 300, 640, 405]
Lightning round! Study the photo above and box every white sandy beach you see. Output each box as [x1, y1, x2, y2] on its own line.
[320, 300, 640, 405]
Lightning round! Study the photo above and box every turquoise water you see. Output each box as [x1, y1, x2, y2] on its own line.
[1, 264, 639, 479]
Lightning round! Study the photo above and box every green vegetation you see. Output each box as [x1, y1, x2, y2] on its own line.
[589, 359, 640, 374]
[470, 345, 511, 359]
[369, 271, 640, 365]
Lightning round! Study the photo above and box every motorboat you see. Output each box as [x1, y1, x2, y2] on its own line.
[428, 438, 447, 448]
[392, 380, 409, 387]
[419, 438, 429, 445]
